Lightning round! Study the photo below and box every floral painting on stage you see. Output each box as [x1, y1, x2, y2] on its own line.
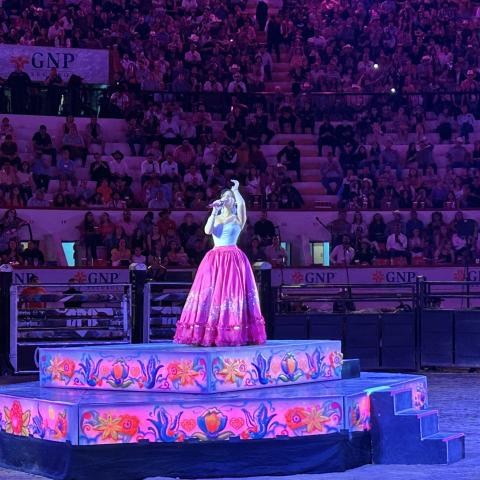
[79, 397, 344, 445]
[0, 396, 74, 443]
[39, 341, 343, 394]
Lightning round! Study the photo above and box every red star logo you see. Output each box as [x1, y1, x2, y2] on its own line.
[453, 270, 465, 281]
[73, 271, 87, 283]
[292, 272, 304, 284]
[372, 271, 385, 284]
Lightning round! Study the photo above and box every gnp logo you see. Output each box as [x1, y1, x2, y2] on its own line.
[372, 270, 417, 284]
[292, 271, 336, 284]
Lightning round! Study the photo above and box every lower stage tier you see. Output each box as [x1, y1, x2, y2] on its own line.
[0, 372, 427, 446]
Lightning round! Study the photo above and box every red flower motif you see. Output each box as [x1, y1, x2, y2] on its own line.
[372, 271, 385, 284]
[285, 407, 307, 430]
[453, 270, 465, 281]
[292, 272, 304, 284]
[119, 414, 139, 437]
[60, 359, 75, 378]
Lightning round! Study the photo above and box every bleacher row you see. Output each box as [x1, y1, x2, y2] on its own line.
[5, 113, 480, 208]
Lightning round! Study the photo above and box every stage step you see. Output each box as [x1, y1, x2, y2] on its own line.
[39, 340, 343, 394]
[341, 358, 360, 379]
[370, 389, 465, 464]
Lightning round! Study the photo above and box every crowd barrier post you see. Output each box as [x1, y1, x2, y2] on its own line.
[0, 265, 14, 375]
[129, 263, 148, 344]
[253, 263, 273, 338]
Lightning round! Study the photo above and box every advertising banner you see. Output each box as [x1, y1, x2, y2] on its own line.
[1, 45, 109, 83]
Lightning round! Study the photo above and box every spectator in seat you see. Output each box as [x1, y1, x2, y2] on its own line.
[174, 140, 196, 174]
[0, 117, 14, 140]
[184, 165, 204, 186]
[330, 235, 355, 266]
[246, 236, 267, 263]
[148, 190, 169, 209]
[328, 210, 351, 246]
[277, 141, 301, 181]
[22, 240, 45, 266]
[111, 238, 132, 267]
[126, 118, 146, 156]
[178, 213, 199, 247]
[157, 210, 176, 236]
[109, 150, 132, 185]
[89, 153, 111, 183]
[278, 178, 304, 208]
[84, 117, 105, 154]
[368, 213, 387, 245]
[298, 101, 315, 134]
[96, 179, 112, 205]
[118, 210, 136, 240]
[457, 105, 475, 144]
[27, 189, 49, 208]
[164, 240, 190, 266]
[62, 123, 87, 166]
[437, 107, 454, 143]
[187, 238, 209, 266]
[447, 137, 469, 168]
[31, 150, 51, 190]
[141, 153, 160, 185]
[0, 134, 21, 169]
[386, 223, 409, 262]
[406, 210, 424, 238]
[159, 112, 181, 145]
[321, 152, 343, 194]
[0, 162, 17, 187]
[160, 153, 180, 182]
[318, 117, 337, 155]
[2, 239, 24, 265]
[264, 235, 287, 267]
[32, 125, 57, 166]
[57, 149, 76, 180]
[416, 137, 435, 173]
[227, 73, 247, 94]
[131, 246, 147, 264]
[17, 161, 34, 198]
[254, 210, 276, 245]
[353, 238, 374, 265]
[278, 101, 296, 134]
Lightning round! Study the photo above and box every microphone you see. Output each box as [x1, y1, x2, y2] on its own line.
[208, 200, 225, 208]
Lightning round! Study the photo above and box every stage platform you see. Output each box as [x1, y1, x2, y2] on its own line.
[0, 341, 465, 479]
[38, 340, 343, 393]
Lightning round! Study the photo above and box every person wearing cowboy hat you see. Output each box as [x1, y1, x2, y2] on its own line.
[109, 150, 132, 186]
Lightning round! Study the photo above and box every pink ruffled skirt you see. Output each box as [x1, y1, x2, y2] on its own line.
[174, 246, 267, 346]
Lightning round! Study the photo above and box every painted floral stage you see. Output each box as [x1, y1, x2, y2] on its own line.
[0, 341, 465, 479]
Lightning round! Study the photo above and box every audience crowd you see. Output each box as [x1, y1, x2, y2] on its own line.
[328, 208, 479, 266]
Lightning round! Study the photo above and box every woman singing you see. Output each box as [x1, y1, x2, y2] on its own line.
[174, 180, 266, 346]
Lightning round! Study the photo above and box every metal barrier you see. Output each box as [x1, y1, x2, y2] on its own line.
[1, 88, 480, 118]
[9, 282, 131, 373]
[417, 278, 480, 368]
[1, 265, 480, 374]
[143, 281, 191, 343]
[275, 282, 419, 370]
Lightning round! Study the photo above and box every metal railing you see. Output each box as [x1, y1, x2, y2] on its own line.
[1, 87, 480, 119]
[9, 282, 131, 373]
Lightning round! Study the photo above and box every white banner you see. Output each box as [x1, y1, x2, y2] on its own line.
[12, 268, 129, 285]
[1, 45, 109, 84]
[271, 266, 475, 286]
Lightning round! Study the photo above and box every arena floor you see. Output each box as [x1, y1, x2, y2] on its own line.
[0, 372, 478, 480]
